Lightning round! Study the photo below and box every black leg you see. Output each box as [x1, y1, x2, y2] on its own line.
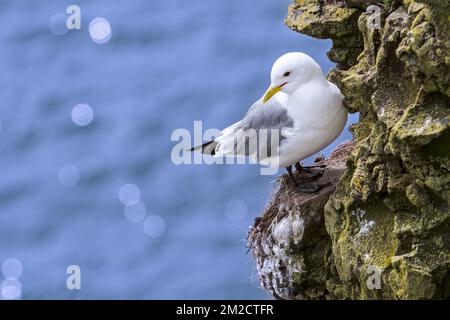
[286, 166, 298, 186]
[287, 164, 329, 193]
[296, 161, 324, 178]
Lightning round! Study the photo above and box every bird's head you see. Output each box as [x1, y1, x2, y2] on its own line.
[263, 52, 324, 103]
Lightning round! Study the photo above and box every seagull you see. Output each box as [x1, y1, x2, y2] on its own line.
[190, 52, 347, 192]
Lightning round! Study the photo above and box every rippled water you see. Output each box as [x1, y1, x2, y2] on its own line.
[0, 0, 356, 299]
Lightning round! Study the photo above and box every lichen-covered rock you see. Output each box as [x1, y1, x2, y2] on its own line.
[250, 0, 449, 299]
[286, 0, 364, 68]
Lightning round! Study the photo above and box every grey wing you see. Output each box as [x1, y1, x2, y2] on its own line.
[215, 98, 294, 161]
[240, 98, 294, 131]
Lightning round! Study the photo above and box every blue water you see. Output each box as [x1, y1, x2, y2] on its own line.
[0, 0, 356, 299]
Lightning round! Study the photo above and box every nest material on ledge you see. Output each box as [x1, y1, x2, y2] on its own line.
[248, 140, 355, 300]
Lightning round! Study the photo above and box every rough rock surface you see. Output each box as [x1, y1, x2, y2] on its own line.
[249, 0, 449, 299]
[249, 141, 354, 299]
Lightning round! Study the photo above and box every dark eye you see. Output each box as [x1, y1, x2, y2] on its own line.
[283, 71, 291, 77]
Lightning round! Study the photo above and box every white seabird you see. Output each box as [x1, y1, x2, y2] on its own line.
[191, 52, 348, 192]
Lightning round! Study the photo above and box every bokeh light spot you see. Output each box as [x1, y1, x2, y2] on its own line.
[71, 104, 94, 127]
[118, 184, 141, 206]
[124, 201, 146, 223]
[49, 13, 68, 36]
[1, 259, 23, 279]
[143, 215, 166, 238]
[89, 18, 112, 44]
[1, 279, 21, 300]
[58, 164, 80, 187]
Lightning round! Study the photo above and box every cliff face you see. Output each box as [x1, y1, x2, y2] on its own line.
[249, 0, 449, 299]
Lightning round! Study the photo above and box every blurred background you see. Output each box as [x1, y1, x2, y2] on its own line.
[0, 0, 356, 299]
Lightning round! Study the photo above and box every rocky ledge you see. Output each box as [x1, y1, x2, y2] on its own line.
[249, 0, 449, 299]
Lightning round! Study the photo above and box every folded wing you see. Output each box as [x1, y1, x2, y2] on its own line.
[198, 98, 295, 163]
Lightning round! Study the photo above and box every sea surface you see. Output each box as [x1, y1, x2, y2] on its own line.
[0, 0, 356, 299]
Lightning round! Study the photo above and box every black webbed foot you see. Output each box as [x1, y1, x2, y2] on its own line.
[295, 163, 325, 181]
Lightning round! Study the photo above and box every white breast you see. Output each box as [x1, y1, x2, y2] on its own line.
[276, 80, 347, 168]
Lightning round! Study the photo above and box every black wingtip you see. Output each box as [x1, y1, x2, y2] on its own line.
[186, 140, 216, 155]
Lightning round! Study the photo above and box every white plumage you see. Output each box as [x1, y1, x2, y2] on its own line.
[193, 52, 347, 185]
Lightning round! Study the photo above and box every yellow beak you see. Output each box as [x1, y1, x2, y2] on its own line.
[262, 85, 283, 103]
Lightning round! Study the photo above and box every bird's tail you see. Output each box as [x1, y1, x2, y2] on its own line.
[187, 140, 218, 155]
